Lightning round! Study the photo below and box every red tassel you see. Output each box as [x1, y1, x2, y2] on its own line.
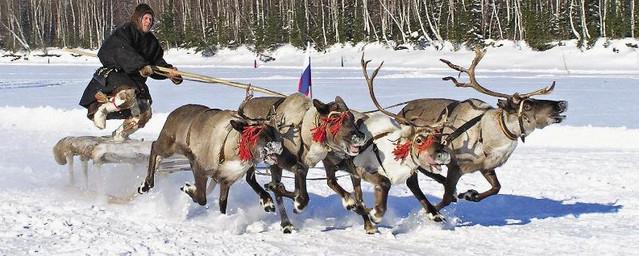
[392, 141, 412, 161]
[311, 112, 349, 143]
[238, 125, 265, 161]
[415, 135, 435, 153]
[311, 125, 327, 143]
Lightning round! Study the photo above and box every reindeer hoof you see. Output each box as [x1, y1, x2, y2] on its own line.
[458, 189, 480, 202]
[137, 182, 152, 194]
[427, 212, 446, 223]
[260, 199, 276, 213]
[293, 196, 308, 214]
[365, 227, 378, 235]
[368, 209, 383, 224]
[342, 195, 357, 211]
[282, 224, 295, 234]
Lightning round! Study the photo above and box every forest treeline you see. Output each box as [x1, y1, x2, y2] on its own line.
[0, 0, 637, 53]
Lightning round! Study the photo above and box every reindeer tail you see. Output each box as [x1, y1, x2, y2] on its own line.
[53, 137, 71, 165]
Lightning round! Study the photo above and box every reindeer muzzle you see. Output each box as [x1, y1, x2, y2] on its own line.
[552, 101, 568, 123]
[263, 141, 283, 165]
[346, 133, 366, 156]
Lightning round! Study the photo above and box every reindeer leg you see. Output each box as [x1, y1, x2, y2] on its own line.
[218, 180, 231, 214]
[417, 166, 447, 185]
[269, 165, 294, 233]
[436, 164, 462, 210]
[350, 174, 377, 234]
[324, 159, 357, 211]
[406, 173, 445, 222]
[292, 166, 310, 214]
[246, 167, 275, 213]
[264, 164, 296, 200]
[459, 169, 501, 202]
[360, 171, 390, 224]
[181, 162, 208, 206]
[138, 141, 163, 194]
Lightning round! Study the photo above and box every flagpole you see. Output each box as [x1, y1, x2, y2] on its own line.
[309, 56, 313, 99]
[307, 42, 312, 99]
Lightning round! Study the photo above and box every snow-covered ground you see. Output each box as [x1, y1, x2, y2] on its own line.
[1, 43, 638, 255]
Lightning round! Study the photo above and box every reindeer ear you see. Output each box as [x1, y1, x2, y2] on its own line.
[334, 96, 349, 110]
[355, 118, 365, 129]
[230, 120, 248, 132]
[313, 99, 331, 115]
[497, 99, 509, 109]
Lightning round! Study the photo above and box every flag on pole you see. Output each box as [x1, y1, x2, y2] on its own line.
[297, 44, 312, 97]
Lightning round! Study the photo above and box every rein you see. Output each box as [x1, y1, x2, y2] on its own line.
[254, 168, 350, 181]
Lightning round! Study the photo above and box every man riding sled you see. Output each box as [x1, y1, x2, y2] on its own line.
[79, 3, 182, 141]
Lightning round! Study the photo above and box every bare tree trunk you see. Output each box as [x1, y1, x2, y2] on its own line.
[599, 0, 606, 37]
[632, 0, 636, 38]
[579, 0, 590, 39]
[492, 0, 503, 39]
[379, 0, 406, 44]
[412, 0, 433, 42]
[569, 0, 581, 40]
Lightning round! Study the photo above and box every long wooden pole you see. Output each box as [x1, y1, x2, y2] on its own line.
[151, 66, 285, 96]
[63, 48, 286, 97]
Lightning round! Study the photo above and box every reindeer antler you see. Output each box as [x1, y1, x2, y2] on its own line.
[361, 53, 443, 129]
[518, 81, 556, 98]
[441, 47, 556, 99]
[440, 47, 511, 98]
[237, 84, 254, 120]
[361, 53, 406, 123]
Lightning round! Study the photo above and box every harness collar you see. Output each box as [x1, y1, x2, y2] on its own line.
[497, 109, 518, 141]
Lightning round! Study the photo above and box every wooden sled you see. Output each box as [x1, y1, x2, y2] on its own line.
[52, 136, 190, 203]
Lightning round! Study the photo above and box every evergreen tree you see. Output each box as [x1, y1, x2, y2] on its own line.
[465, 0, 484, 47]
[157, 1, 178, 48]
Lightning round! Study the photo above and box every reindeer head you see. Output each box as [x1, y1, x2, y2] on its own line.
[362, 53, 451, 170]
[312, 97, 366, 156]
[441, 48, 568, 141]
[396, 125, 452, 172]
[230, 118, 283, 165]
[496, 94, 568, 130]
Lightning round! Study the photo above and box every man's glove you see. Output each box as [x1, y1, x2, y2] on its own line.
[168, 67, 183, 85]
[139, 65, 153, 77]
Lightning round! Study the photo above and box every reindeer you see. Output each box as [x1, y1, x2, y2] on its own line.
[239, 93, 366, 233]
[322, 55, 451, 234]
[137, 104, 284, 215]
[398, 48, 568, 210]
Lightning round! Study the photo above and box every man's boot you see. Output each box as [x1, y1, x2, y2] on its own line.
[93, 89, 135, 129]
[112, 117, 140, 142]
[93, 101, 121, 129]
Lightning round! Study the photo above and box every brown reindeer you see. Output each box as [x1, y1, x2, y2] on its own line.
[239, 93, 366, 233]
[398, 48, 568, 210]
[137, 104, 283, 214]
[323, 55, 451, 234]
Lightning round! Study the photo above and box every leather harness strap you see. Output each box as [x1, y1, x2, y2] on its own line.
[498, 110, 518, 141]
[444, 113, 484, 145]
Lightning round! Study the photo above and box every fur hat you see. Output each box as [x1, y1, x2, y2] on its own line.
[131, 3, 154, 32]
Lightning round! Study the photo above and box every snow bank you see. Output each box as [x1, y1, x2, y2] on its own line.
[1, 106, 636, 150]
[2, 39, 638, 74]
